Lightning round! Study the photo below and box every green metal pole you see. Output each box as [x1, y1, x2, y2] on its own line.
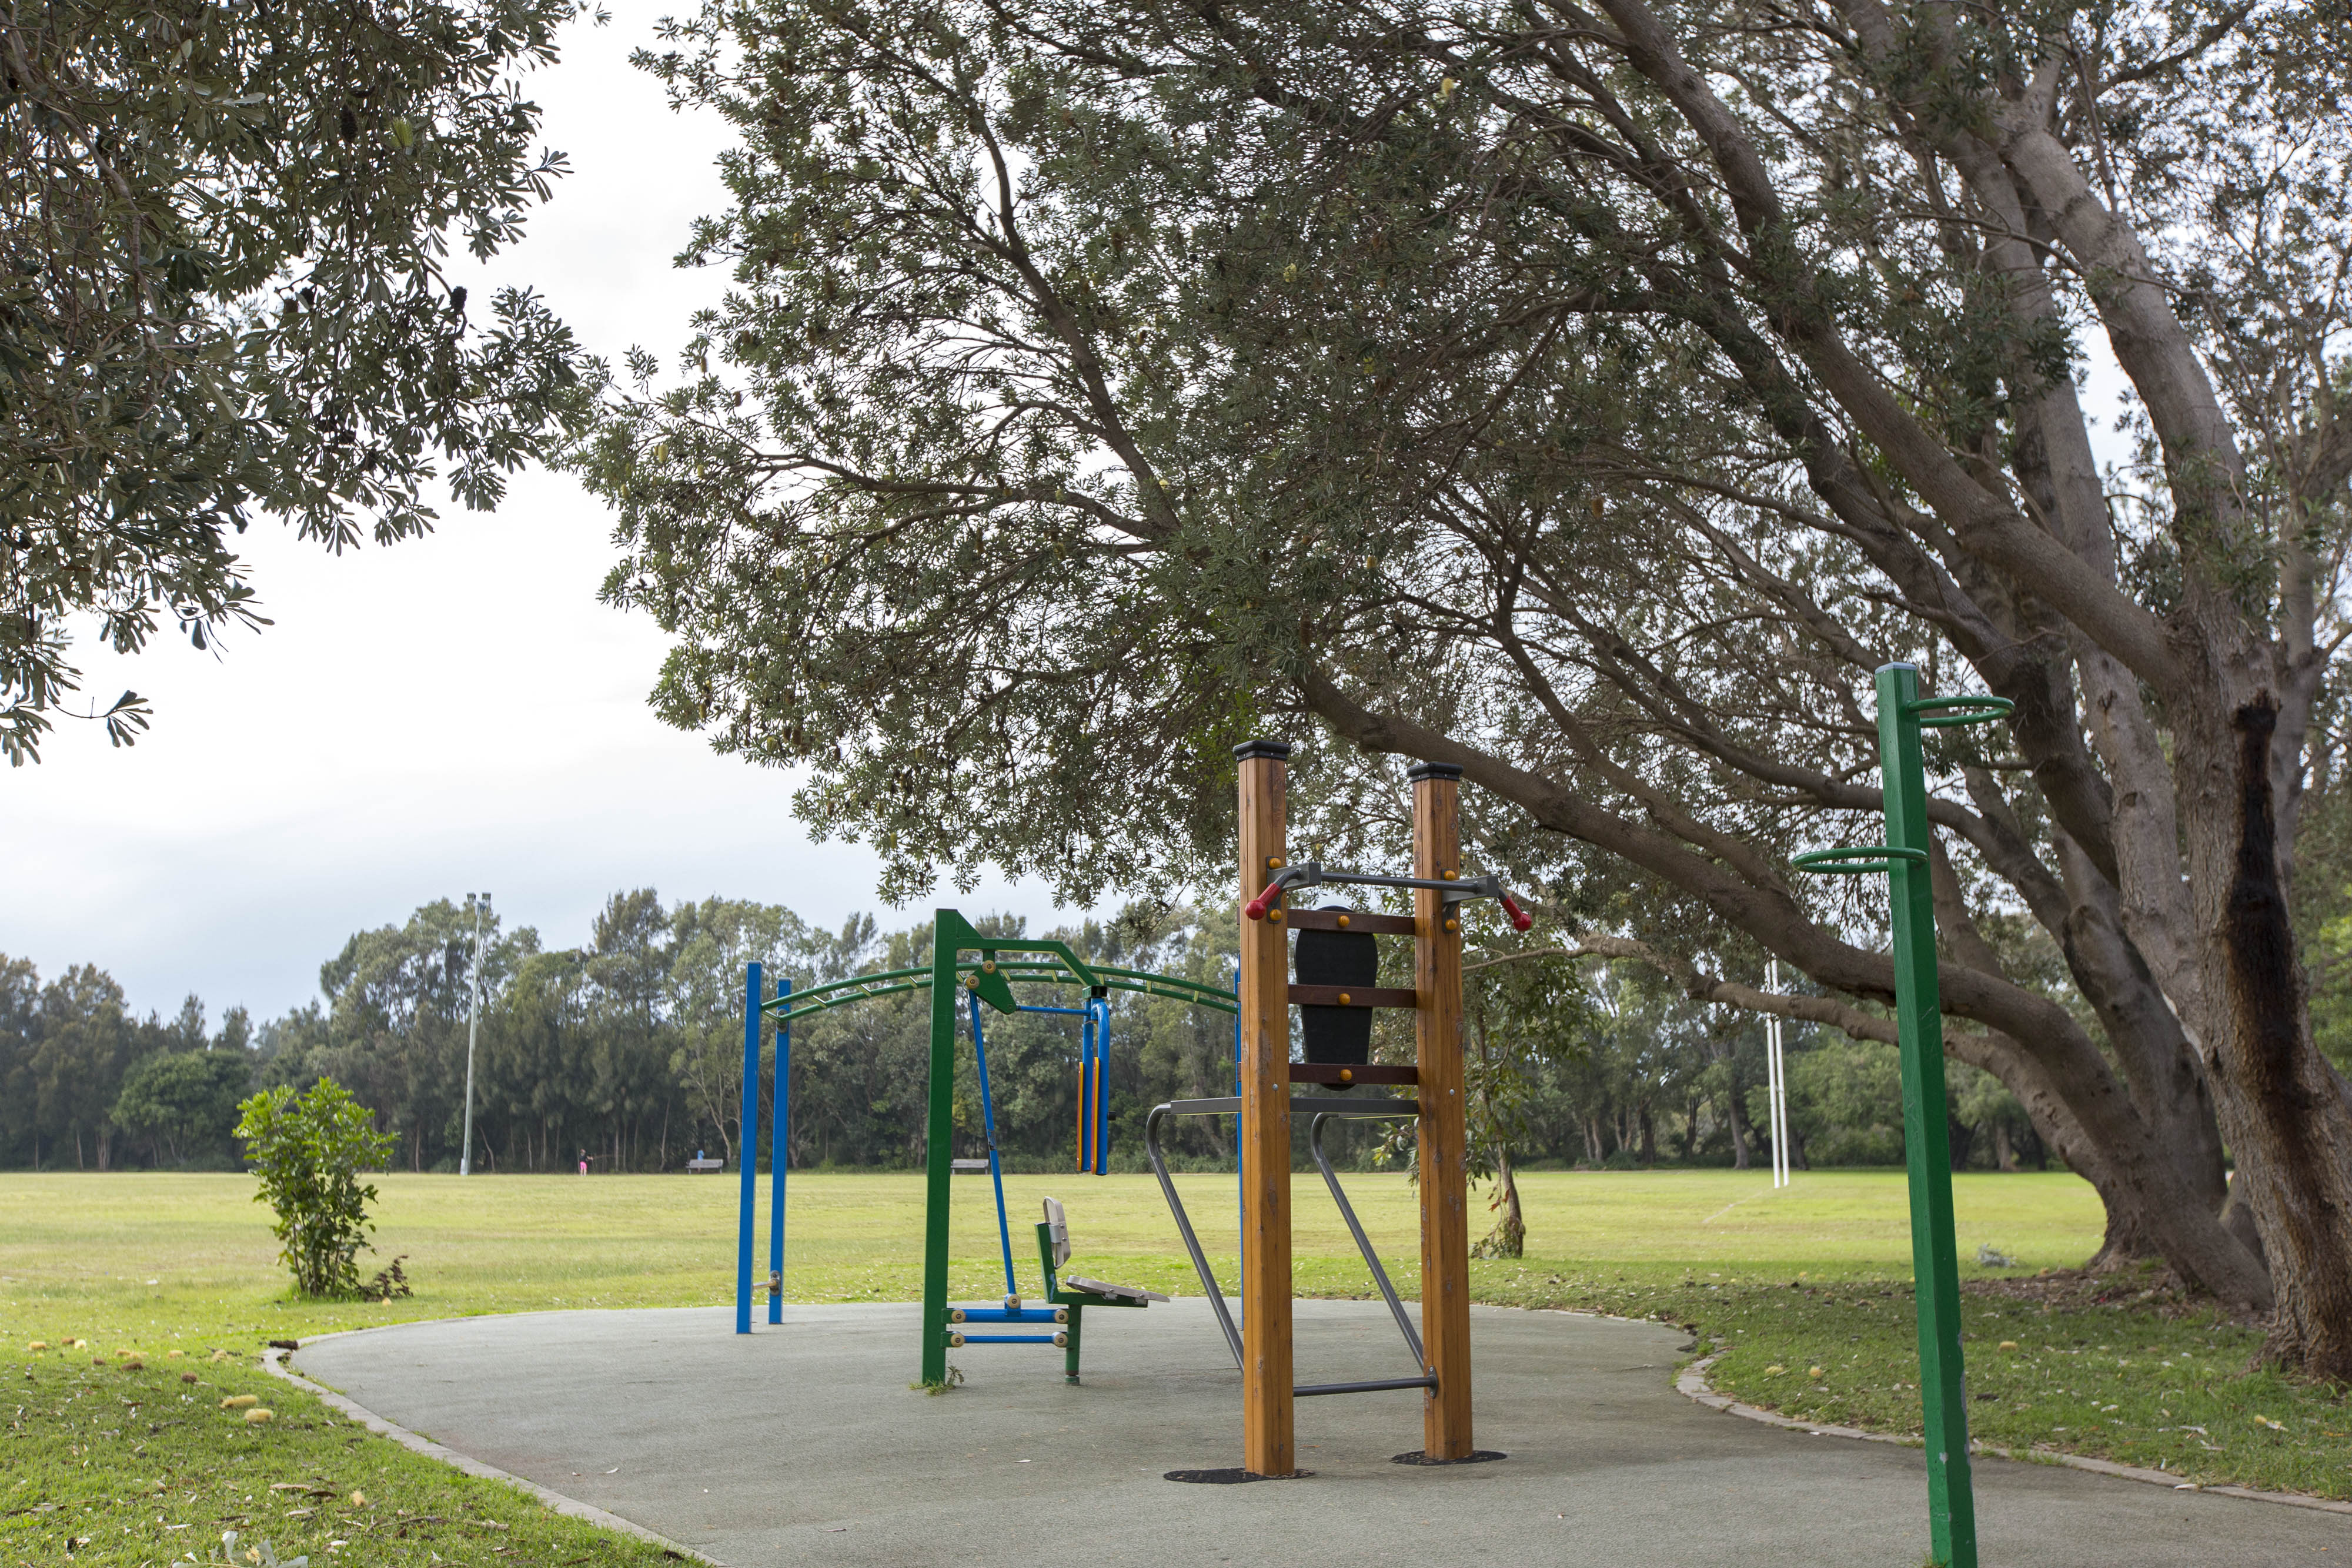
[1875, 662, 1979, 1568]
[921, 911, 964, 1388]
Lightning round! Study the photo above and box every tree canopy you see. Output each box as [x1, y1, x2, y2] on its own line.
[1, 0, 594, 761]
[579, 0, 2352, 1374]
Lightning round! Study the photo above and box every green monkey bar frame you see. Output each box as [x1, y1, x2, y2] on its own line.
[733, 908, 1236, 1389]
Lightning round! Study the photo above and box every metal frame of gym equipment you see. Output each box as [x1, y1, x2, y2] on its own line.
[1167, 738, 1529, 1478]
[1792, 663, 2005, 1568]
[731, 913, 1239, 1388]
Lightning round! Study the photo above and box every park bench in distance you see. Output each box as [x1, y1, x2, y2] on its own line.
[686, 1156, 724, 1172]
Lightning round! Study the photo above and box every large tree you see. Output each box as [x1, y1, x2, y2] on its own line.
[582, 0, 2352, 1376]
[0, 0, 592, 761]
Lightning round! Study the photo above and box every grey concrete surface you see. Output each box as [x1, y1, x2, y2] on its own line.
[292, 1302, 2341, 1567]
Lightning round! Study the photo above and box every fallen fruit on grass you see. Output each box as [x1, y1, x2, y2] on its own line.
[2254, 1415, 2284, 1430]
[1763, 1365, 1785, 1376]
[26, 1340, 45, 1351]
[243, 1407, 273, 1424]
[123, 1358, 143, 1370]
[349, 1491, 366, 1506]
[167, 1349, 183, 1359]
[1808, 1366, 1823, 1378]
[209, 1349, 230, 1363]
[222, 1394, 259, 1409]
[1998, 1340, 2019, 1352]
[182, 1372, 199, 1383]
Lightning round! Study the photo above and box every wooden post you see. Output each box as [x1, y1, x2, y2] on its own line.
[1410, 761, 1474, 1460]
[1234, 738, 1295, 1478]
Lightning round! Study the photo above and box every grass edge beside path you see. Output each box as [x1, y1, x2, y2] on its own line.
[1464, 1259, 2352, 1505]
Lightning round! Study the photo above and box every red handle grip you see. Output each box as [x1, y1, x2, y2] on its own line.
[1244, 880, 1287, 921]
[1499, 892, 1534, 932]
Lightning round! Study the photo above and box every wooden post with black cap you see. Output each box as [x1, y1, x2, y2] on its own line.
[1234, 737, 1295, 1479]
[1410, 759, 1475, 1460]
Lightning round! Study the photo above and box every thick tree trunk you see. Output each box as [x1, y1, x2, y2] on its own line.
[1940, 1023, 2268, 1306]
[2084, 1194, 2164, 1275]
[2181, 694, 2352, 1378]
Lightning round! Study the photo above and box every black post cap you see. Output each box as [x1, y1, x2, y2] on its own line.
[1405, 760, 1464, 783]
[1232, 739, 1292, 762]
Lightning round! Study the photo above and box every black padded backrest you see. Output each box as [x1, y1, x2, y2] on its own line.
[1294, 905, 1377, 1066]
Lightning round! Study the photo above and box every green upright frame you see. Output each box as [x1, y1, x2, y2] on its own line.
[920, 911, 1107, 1385]
[1794, 662, 2009, 1568]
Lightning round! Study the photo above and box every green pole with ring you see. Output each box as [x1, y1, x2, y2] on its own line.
[1792, 661, 2010, 1568]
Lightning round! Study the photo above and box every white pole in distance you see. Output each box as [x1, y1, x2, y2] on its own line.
[460, 892, 488, 1176]
[1769, 959, 1778, 1189]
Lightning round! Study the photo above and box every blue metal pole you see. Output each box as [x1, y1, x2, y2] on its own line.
[1081, 1003, 1097, 1174]
[966, 990, 1018, 1300]
[736, 961, 761, 1335]
[769, 977, 790, 1325]
[1093, 995, 1111, 1175]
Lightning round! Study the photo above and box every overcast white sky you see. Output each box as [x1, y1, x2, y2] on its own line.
[0, 9, 1074, 1025]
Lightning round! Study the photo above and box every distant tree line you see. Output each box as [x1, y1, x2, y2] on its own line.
[1, 892, 2051, 1178]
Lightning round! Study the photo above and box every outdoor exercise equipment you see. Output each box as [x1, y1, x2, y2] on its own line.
[1792, 661, 2007, 1568]
[1152, 741, 1524, 1478]
[732, 914, 1238, 1388]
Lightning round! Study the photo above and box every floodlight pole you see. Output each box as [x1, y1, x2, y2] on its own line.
[460, 892, 489, 1176]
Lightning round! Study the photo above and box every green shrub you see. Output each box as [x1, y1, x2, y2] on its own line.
[233, 1078, 395, 1298]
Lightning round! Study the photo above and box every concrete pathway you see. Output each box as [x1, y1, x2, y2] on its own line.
[291, 1302, 2341, 1566]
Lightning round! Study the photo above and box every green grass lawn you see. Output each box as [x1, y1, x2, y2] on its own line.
[4, 1168, 2347, 1567]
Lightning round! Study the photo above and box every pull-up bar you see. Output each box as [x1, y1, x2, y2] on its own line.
[1244, 860, 1532, 931]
